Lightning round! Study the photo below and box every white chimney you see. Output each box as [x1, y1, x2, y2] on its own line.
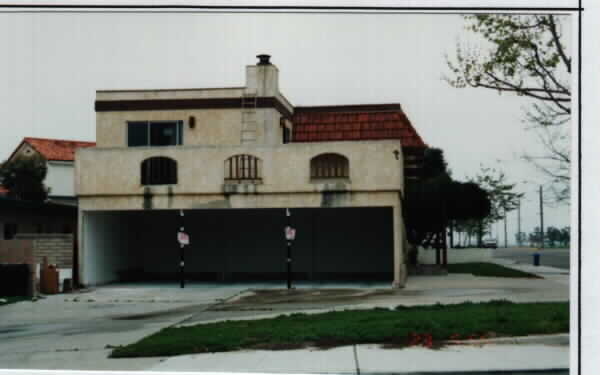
[245, 54, 279, 96]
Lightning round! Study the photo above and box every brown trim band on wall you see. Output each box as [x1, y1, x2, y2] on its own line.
[95, 97, 293, 119]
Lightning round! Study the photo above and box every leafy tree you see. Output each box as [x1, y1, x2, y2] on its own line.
[421, 147, 449, 180]
[545, 226, 562, 247]
[446, 14, 571, 203]
[0, 155, 48, 202]
[404, 148, 491, 261]
[559, 226, 570, 247]
[470, 165, 523, 246]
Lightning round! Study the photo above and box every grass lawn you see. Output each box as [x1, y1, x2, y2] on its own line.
[0, 296, 29, 306]
[110, 300, 568, 358]
[447, 262, 541, 278]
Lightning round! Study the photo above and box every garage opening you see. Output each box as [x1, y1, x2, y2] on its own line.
[81, 207, 393, 285]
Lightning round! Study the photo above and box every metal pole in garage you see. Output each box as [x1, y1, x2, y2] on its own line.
[177, 210, 189, 288]
[284, 208, 296, 290]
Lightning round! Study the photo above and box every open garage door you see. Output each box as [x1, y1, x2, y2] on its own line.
[81, 207, 393, 285]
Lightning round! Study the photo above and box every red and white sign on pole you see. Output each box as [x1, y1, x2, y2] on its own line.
[177, 231, 190, 246]
[284, 226, 296, 241]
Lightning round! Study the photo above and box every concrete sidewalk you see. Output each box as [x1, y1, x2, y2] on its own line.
[149, 335, 569, 373]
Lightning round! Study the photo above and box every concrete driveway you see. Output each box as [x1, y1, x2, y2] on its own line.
[0, 283, 257, 371]
[0, 281, 389, 370]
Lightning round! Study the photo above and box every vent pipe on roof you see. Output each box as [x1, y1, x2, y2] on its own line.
[257, 54, 272, 65]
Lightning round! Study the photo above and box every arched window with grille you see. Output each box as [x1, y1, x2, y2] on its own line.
[225, 154, 262, 181]
[141, 156, 177, 185]
[310, 153, 349, 179]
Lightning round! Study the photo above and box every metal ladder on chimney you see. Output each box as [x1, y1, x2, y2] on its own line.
[241, 91, 258, 144]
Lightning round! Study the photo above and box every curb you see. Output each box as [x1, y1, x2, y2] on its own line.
[445, 333, 569, 346]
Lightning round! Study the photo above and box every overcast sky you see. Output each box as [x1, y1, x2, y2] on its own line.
[0, 11, 571, 244]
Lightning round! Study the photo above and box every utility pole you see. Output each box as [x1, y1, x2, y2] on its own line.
[539, 186, 544, 249]
[503, 206, 508, 248]
[517, 198, 521, 246]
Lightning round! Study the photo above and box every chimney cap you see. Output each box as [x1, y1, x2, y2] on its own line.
[256, 54, 272, 65]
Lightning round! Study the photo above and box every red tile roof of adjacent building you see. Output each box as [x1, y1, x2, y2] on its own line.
[19, 137, 96, 162]
[292, 104, 427, 148]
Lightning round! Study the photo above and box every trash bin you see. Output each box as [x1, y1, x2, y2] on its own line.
[533, 253, 541, 266]
[40, 264, 59, 294]
[63, 278, 73, 293]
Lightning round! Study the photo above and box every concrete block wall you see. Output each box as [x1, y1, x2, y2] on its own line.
[16, 234, 73, 268]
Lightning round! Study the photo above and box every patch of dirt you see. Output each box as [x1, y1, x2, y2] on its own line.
[111, 305, 200, 320]
[311, 337, 356, 350]
[210, 307, 274, 312]
[249, 342, 308, 350]
[219, 288, 395, 307]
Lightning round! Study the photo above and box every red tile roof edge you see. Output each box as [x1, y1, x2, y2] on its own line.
[291, 105, 427, 148]
[8, 137, 96, 162]
[295, 103, 402, 113]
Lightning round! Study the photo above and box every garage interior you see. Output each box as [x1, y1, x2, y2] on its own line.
[81, 207, 394, 285]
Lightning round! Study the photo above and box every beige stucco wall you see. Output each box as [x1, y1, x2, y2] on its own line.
[96, 109, 243, 147]
[95, 63, 292, 148]
[76, 140, 403, 199]
[96, 105, 285, 148]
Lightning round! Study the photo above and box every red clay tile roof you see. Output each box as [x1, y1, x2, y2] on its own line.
[292, 105, 426, 148]
[18, 137, 96, 162]
[0, 185, 8, 194]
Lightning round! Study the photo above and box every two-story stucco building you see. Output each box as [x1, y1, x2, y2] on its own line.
[76, 55, 427, 288]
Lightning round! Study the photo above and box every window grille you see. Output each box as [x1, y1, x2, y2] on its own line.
[310, 153, 349, 179]
[225, 154, 261, 181]
[141, 156, 177, 185]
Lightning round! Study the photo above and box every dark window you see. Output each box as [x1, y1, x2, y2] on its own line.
[128, 121, 183, 147]
[310, 153, 349, 179]
[4, 223, 17, 240]
[225, 154, 261, 180]
[127, 122, 149, 146]
[141, 157, 178, 185]
[282, 126, 290, 144]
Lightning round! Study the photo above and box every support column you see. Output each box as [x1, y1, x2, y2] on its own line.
[392, 203, 406, 288]
[77, 209, 85, 288]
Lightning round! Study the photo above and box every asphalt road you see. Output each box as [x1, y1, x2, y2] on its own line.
[493, 247, 570, 270]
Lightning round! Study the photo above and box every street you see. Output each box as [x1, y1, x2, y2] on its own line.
[493, 247, 570, 270]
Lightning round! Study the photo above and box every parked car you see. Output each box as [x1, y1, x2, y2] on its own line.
[482, 239, 498, 249]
